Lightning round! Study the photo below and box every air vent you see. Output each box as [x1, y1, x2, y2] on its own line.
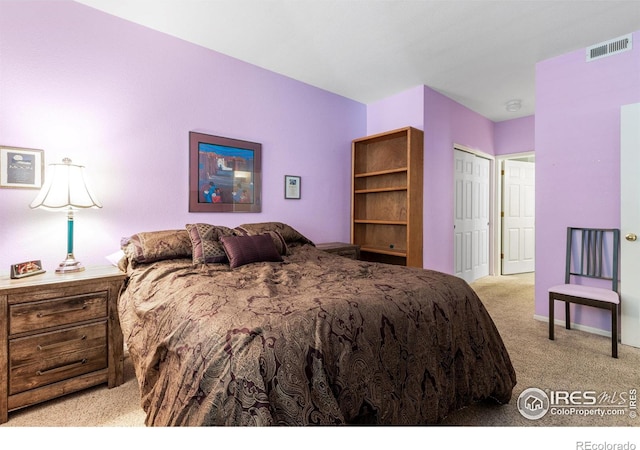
[586, 34, 632, 62]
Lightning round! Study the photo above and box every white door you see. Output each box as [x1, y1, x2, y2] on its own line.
[454, 149, 490, 283]
[620, 103, 640, 348]
[502, 159, 535, 274]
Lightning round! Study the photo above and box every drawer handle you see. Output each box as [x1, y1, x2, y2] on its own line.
[36, 359, 87, 376]
[36, 304, 87, 318]
[37, 335, 87, 351]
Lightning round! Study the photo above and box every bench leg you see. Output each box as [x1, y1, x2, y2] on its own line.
[549, 294, 555, 340]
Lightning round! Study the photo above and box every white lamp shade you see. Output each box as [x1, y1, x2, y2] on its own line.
[30, 158, 102, 210]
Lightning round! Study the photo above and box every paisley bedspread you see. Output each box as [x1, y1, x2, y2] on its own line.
[118, 244, 516, 426]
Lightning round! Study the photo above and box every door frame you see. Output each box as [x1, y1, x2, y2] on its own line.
[453, 143, 496, 279]
[493, 151, 535, 276]
[620, 103, 640, 348]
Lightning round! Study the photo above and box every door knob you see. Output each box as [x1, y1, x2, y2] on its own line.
[626, 233, 638, 242]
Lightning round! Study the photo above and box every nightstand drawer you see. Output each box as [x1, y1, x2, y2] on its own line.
[9, 322, 107, 395]
[9, 292, 108, 335]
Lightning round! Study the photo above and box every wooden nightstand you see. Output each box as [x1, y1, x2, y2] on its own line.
[0, 266, 126, 423]
[316, 242, 361, 260]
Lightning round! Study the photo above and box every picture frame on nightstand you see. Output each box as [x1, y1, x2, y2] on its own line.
[10, 259, 45, 279]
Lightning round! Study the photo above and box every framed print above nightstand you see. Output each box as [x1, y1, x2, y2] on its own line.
[0, 146, 44, 189]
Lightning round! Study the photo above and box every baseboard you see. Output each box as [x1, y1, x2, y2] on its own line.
[533, 314, 612, 338]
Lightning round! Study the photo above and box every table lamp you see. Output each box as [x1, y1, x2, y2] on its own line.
[29, 157, 102, 273]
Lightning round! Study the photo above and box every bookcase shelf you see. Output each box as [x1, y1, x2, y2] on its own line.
[351, 127, 423, 267]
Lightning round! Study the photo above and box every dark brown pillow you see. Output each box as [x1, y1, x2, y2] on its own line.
[220, 234, 283, 269]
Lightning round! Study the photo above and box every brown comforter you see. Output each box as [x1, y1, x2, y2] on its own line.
[118, 244, 516, 426]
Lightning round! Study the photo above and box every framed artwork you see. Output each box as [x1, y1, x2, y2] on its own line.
[284, 175, 301, 199]
[189, 132, 261, 212]
[0, 146, 44, 189]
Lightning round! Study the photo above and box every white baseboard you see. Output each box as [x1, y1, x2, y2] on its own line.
[533, 314, 612, 338]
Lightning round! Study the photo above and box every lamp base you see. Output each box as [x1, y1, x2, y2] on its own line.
[55, 256, 85, 274]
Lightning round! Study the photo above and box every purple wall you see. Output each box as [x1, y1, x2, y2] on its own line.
[535, 31, 640, 331]
[366, 85, 425, 135]
[422, 86, 495, 273]
[367, 85, 497, 273]
[0, 1, 365, 271]
[494, 115, 535, 155]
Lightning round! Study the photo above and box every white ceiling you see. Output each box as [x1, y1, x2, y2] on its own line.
[74, 0, 640, 122]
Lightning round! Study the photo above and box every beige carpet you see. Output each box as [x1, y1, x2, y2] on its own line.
[2, 272, 639, 431]
[442, 273, 640, 428]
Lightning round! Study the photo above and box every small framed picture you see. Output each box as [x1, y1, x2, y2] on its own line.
[284, 175, 301, 199]
[10, 260, 46, 279]
[0, 146, 44, 189]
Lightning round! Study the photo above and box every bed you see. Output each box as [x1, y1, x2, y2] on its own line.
[117, 222, 516, 426]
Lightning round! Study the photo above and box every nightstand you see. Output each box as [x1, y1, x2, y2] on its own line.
[0, 266, 126, 423]
[316, 242, 361, 260]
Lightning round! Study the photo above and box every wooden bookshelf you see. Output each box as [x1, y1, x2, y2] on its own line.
[351, 127, 423, 267]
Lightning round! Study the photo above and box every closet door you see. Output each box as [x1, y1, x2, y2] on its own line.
[454, 149, 489, 283]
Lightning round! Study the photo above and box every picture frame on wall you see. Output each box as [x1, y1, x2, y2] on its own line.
[284, 175, 301, 199]
[189, 131, 262, 213]
[0, 146, 44, 189]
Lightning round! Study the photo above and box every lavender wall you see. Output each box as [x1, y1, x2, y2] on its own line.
[0, 1, 365, 272]
[535, 30, 640, 331]
[422, 86, 495, 273]
[367, 85, 497, 273]
[366, 85, 425, 135]
[494, 115, 535, 155]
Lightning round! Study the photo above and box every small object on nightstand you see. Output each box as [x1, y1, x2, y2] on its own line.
[9, 260, 45, 279]
[316, 242, 361, 260]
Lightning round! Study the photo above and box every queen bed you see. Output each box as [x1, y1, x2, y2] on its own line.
[117, 222, 516, 426]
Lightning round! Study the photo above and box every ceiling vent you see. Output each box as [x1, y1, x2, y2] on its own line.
[586, 34, 632, 62]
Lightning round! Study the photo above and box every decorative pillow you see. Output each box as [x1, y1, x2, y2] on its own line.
[235, 222, 314, 247]
[266, 230, 288, 255]
[220, 234, 283, 269]
[122, 229, 192, 266]
[186, 223, 236, 264]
